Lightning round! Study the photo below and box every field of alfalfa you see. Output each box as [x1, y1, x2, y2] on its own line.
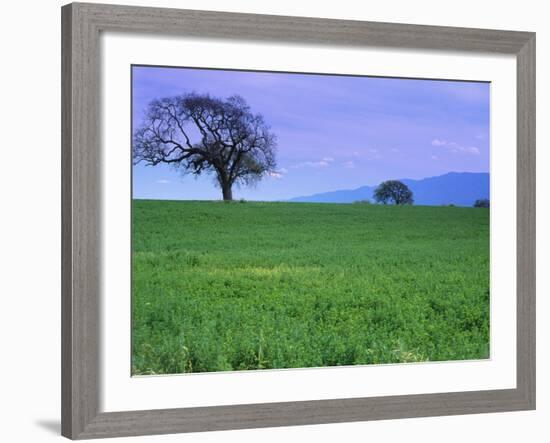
[131, 200, 490, 375]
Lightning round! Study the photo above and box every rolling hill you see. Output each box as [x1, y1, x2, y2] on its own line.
[288, 172, 489, 207]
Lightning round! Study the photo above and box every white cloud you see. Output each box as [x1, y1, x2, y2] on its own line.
[156, 179, 170, 184]
[267, 168, 288, 179]
[391, 148, 400, 153]
[291, 158, 332, 169]
[463, 146, 480, 155]
[431, 155, 438, 160]
[369, 148, 379, 153]
[341, 161, 355, 169]
[431, 139, 480, 155]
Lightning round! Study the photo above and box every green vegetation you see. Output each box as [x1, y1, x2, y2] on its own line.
[132, 200, 490, 375]
[474, 198, 490, 208]
[374, 180, 414, 205]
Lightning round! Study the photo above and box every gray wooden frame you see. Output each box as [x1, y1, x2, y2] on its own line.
[61, 2, 536, 439]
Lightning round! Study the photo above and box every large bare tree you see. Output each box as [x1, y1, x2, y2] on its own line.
[133, 93, 277, 200]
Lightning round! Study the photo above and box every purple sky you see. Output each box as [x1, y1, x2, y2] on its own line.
[132, 65, 490, 201]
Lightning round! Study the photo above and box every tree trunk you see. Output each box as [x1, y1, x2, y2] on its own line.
[221, 182, 233, 201]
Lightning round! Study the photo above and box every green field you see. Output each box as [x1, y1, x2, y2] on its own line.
[132, 200, 490, 375]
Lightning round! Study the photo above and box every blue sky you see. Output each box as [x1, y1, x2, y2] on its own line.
[132, 65, 490, 201]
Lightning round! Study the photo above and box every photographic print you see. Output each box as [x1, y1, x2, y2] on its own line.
[131, 65, 490, 376]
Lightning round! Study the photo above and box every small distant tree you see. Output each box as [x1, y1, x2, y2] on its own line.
[374, 180, 414, 205]
[353, 199, 371, 204]
[473, 198, 490, 208]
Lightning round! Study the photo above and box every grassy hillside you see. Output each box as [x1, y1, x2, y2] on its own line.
[132, 200, 490, 375]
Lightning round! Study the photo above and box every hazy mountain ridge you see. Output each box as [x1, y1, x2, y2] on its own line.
[288, 172, 489, 207]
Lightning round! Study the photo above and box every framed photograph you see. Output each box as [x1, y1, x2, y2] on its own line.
[61, 2, 535, 439]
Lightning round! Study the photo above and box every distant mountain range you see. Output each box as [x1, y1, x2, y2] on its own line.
[288, 172, 489, 207]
